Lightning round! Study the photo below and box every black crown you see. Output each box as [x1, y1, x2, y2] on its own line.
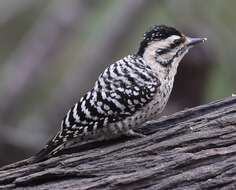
[137, 25, 182, 56]
[144, 25, 181, 41]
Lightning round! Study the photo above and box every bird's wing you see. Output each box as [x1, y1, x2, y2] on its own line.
[61, 55, 160, 132]
[32, 56, 160, 162]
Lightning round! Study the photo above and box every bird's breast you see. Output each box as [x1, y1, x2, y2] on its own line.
[145, 77, 174, 119]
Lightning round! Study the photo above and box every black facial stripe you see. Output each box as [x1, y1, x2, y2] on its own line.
[156, 48, 171, 55]
[156, 38, 184, 56]
[159, 46, 185, 66]
[169, 42, 179, 49]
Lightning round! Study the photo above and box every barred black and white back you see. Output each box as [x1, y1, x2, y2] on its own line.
[33, 25, 206, 162]
[34, 55, 160, 161]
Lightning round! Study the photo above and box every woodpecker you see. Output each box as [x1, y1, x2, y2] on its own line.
[33, 25, 206, 162]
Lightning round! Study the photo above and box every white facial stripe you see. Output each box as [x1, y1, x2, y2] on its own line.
[166, 35, 181, 41]
[150, 35, 181, 50]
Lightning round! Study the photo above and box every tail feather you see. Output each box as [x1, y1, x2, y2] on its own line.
[31, 137, 65, 163]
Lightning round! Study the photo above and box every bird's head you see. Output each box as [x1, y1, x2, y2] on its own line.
[137, 25, 207, 68]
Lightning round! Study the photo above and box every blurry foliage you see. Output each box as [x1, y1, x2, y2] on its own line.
[0, 0, 235, 165]
[0, 2, 44, 64]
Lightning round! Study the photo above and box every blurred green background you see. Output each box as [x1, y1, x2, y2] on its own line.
[0, 0, 235, 166]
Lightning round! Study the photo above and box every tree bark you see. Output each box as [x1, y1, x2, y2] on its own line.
[1, 96, 236, 190]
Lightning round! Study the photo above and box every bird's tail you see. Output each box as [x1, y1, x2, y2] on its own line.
[31, 133, 65, 163]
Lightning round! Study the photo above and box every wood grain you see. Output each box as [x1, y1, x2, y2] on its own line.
[1, 96, 236, 190]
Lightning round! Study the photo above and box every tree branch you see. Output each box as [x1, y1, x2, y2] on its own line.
[1, 96, 236, 189]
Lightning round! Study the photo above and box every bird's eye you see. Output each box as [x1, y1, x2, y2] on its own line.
[173, 38, 183, 45]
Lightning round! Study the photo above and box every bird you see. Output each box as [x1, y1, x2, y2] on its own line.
[32, 25, 207, 162]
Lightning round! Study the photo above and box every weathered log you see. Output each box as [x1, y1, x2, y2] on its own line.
[1, 96, 236, 190]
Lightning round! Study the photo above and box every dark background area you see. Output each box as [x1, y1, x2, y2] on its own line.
[0, 0, 235, 166]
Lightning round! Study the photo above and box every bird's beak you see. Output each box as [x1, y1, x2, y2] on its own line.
[186, 37, 207, 47]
